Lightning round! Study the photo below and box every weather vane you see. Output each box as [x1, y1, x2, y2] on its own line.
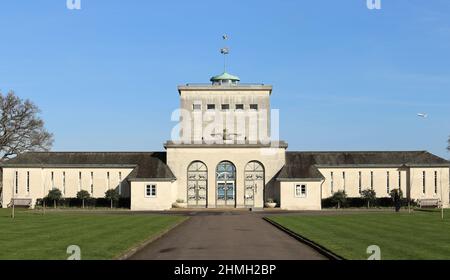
[220, 34, 229, 73]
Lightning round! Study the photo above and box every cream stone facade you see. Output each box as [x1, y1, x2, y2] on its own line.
[0, 73, 449, 211]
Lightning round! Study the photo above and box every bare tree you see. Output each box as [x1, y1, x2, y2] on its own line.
[448, 135, 450, 153]
[0, 91, 53, 160]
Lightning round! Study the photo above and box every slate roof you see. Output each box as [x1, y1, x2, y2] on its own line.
[277, 151, 450, 181]
[0, 152, 176, 181]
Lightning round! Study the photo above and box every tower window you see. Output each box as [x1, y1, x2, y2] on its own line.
[250, 104, 258, 110]
[235, 104, 244, 110]
[192, 103, 201, 111]
[221, 104, 230, 111]
[207, 104, 215, 110]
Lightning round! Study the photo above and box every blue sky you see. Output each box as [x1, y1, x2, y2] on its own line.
[0, 0, 449, 157]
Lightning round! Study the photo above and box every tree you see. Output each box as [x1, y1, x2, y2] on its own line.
[361, 189, 377, 208]
[331, 190, 347, 209]
[0, 91, 53, 161]
[47, 188, 62, 209]
[105, 189, 120, 209]
[447, 135, 450, 153]
[389, 188, 403, 200]
[76, 190, 91, 209]
[390, 188, 403, 212]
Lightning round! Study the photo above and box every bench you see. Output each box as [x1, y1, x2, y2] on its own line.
[418, 199, 440, 208]
[7, 198, 32, 208]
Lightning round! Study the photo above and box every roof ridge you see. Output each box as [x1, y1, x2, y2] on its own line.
[23, 151, 164, 154]
[286, 150, 427, 153]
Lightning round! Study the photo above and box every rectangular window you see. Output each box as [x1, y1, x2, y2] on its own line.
[27, 171, 30, 194]
[221, 104, 230, 111]
[295, 184, 307, 198]
[370, 171, 374, 190]
[358, 171, 362, 194]
[434, 171, 438, 194]
[422, 171, 426, 194]
[387, 171, 390, 194]
[62, 172, 66, 194]
[249, 104, 258, 110]
[342, 172, 346, 191]
[90, 172, 94, 194]
[398, 171, 401, 191]
[15, 171, 19, 194]
[107, 172, 110, 189]
[330, 172, 334, 193]
[51, 171, 55, 189]
[192, 103, 201, 111]
[78, 172, 82, 191]
[145, 184, 157, 197]
[235, 104, 244, 110]
[118, 172, 122, 195]
[207, 104, 215, 110]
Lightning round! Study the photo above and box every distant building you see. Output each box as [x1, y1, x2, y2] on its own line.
[1, 72, 449, 210]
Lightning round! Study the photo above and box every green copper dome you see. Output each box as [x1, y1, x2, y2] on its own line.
[210, 72, 240, 83]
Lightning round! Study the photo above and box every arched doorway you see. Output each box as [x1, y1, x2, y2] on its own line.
[187, 161, 208, 207]
[216, 161, 236, 207]
[244, 161, 265, 207]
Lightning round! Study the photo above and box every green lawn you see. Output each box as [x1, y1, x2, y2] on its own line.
[269, 210, 450, 260]
[0, 209, 186, 260]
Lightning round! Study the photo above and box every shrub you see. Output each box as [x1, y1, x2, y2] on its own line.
[35, 197, 131, 209]
[361, 189, 377, 208]
[105, 189, 120, 208]
[330, 191, 347, 209]
[322, 197, 417, 208]
[46, 188, 62, 208]
[76, 190, 91, 208]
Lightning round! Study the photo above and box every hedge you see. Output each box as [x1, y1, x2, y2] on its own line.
[35, 197, 131, 209]
[322, 197, 417, 208]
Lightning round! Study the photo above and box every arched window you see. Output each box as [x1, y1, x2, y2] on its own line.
[244, 161, 264, 207]
[187, 161, 208, 207]
[216, 161, 236, 207]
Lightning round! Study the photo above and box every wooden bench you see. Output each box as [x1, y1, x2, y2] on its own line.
[418, 199, 440, 208]
[7, 198, 32, 208]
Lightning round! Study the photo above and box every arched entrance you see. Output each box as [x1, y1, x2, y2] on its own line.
[216, 161, 236, 207]
[187, 161, 208, 207]
[244, 161, 265, 207]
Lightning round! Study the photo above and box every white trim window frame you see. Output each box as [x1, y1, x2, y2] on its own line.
[145, 184, 157, 198]
[294, 184, 307, 198]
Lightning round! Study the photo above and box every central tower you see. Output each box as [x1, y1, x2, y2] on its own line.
[165, 36, 287, 209]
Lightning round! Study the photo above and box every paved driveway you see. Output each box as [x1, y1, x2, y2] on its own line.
[129, 212, 326, 260]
